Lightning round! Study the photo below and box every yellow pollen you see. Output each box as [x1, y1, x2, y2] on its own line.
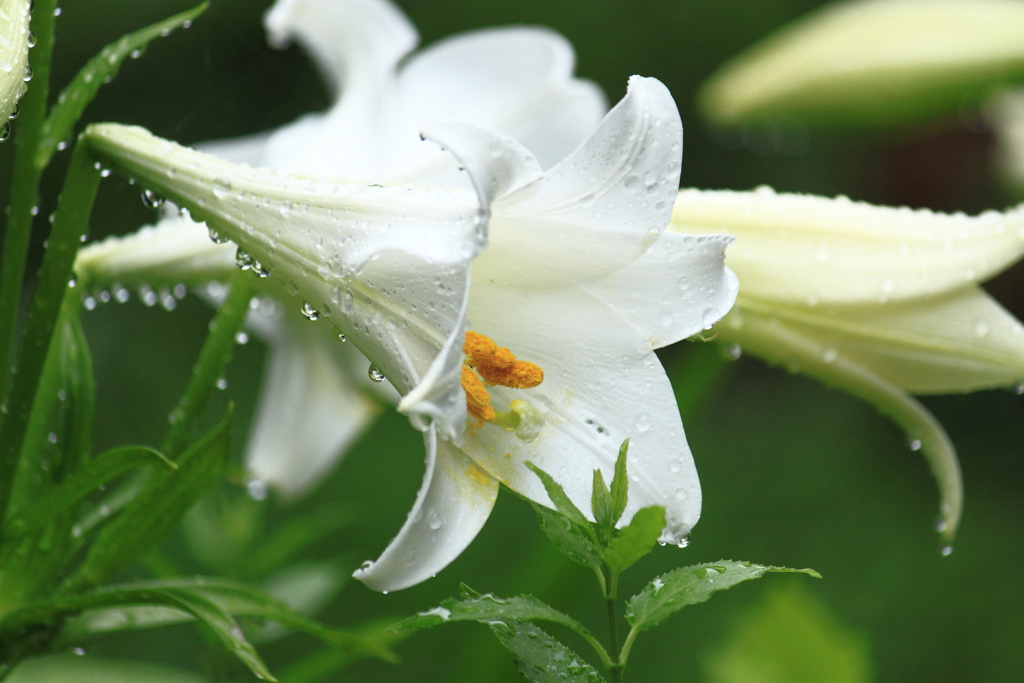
[463, 331, 544, 390]
[461, 366, 495, 426]
[464, 465, 492, 487]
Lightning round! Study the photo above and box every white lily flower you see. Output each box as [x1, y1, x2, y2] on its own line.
[83, 74, 737, 592]
[75, 0, 607, 497]
[671, 186, 1024, 539]
[699, 0, 1024, 129]
[0, 0, 31, 127]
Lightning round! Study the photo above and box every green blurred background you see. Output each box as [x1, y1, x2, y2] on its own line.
[3, 0, 1023, 680]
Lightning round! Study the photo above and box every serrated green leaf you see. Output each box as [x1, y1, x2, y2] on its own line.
[35, 3, 209, 169]
[525, 462, 590, 528]
[609, 440, 629, 525]
[2, 446, 174, 542]
[591, 469, 614, 545]
[489, 621, 606, 683]
[395, 588, 595, 643]
[532, 504, 603, 573]
[625, 561, 821, 634]
[602, 506, 666, 575]
[64, 411, 232, 592]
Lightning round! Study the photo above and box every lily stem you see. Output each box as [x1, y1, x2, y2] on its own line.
[604, 565, 623, 683]
[161, 268, 256, 459]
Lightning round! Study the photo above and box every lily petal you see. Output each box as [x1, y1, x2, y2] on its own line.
[735, 286, 1024, 394]
[397, 27, 607, 174]
[245, 310, 381, 498]
[85, 123, 480, 438]
[477, 75, 684, 289]
[582, 231, 737, 348]
[264, 0, 417, 98]
[0, 0, 30, 124]
[463, 282, 702, 545]
[672, 187, 1024, 305]
[719, 306, 963, 541]
[353, 429, 499, 592]
[699, 0, 1024, 128]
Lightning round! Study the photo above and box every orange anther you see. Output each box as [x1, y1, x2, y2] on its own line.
[461, 365, 495, 425]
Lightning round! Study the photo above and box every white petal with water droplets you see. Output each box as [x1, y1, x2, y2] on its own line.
[462, 282, 701, 545]
[245, 311, 381, 498]
[0, 0, 30, 125]
[353, 430, 498, 592]
[582, 230, 737, 347]
[736, 286, 1024, 394]
[672, 187, 1024, 305]
[477, 76, 684, 289]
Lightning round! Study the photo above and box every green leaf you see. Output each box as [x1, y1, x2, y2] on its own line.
[525, 462, 589, 528]
[590, 469, 613, 545]
[6, 654, 204, 683]
[0, 583, 275, 682]
[625, 561, 821, 634]
[64, 411, 232, 591]
[489, 621, 606, 683]
[609, 440, 629, 525]
[602, 506, 666, 575]
[395, 586, 596, 644]
[703, 585, 873, 683]
[3, 446, 174, 542]
[532, 504, 603, 574]
[248, 504, 354, 579]
[35, 3, 210, 169]
[278, 619, 410, 683]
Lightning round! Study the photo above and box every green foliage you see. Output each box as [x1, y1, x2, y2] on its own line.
[35, 3, 209, 169]
[703, 585, 873, 683]
[602, 506, 666, 576]
[2, 445, 174, 542]
[490, 621, 607, 683]
[532, 504, 603, 575]
[64, 411, 232, 592]
[7, 655, 204, 683]
[395, 585, 600, 653]
[625, 562, 821, 635]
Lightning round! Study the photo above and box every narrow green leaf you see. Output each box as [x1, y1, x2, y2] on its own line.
[532, 504, 603, 573]
[247, 504, 354, 579]
[35, 3, 210, 169]
[609, 440, 629, 525]
[278, 619, 410, 683]
[525, 462, 589, 528]
[64, 411, 232, 591]
[602, 506, 666, 575]
[625, 561, 821, 634]
[489, 621, 606, 683]
[0, 584, 275, 681]
[0, 142, 101, 530]
[5, 655, 204, 683]
[590, 469, 613, 545]
[2, 446, 174, 541]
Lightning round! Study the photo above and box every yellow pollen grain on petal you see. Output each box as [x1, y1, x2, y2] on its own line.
[461, 365, 495, 425]
[464, 464, 493, 487]
[464, 330, 498, 365]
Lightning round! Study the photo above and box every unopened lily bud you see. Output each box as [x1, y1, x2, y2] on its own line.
[0, 0, 31, 129]
[700, 0, 1024, 129]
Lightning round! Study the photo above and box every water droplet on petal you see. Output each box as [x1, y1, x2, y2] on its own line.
[141, 189, 164, 209]
[300, 301, 319, 321]
[368, 364, 385, 382]
[701, 308, 721, 330]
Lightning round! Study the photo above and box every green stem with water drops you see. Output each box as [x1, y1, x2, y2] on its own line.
[0, 139, 100, 532]
[161, 268, 256, 460]
[0, 0, 59, 413]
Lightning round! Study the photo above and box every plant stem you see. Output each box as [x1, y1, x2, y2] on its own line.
[161, 268, 255, 459]
[0, 0, 59, 413]
[604, 566, 623, 683]
[0, 139, 100, 531]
